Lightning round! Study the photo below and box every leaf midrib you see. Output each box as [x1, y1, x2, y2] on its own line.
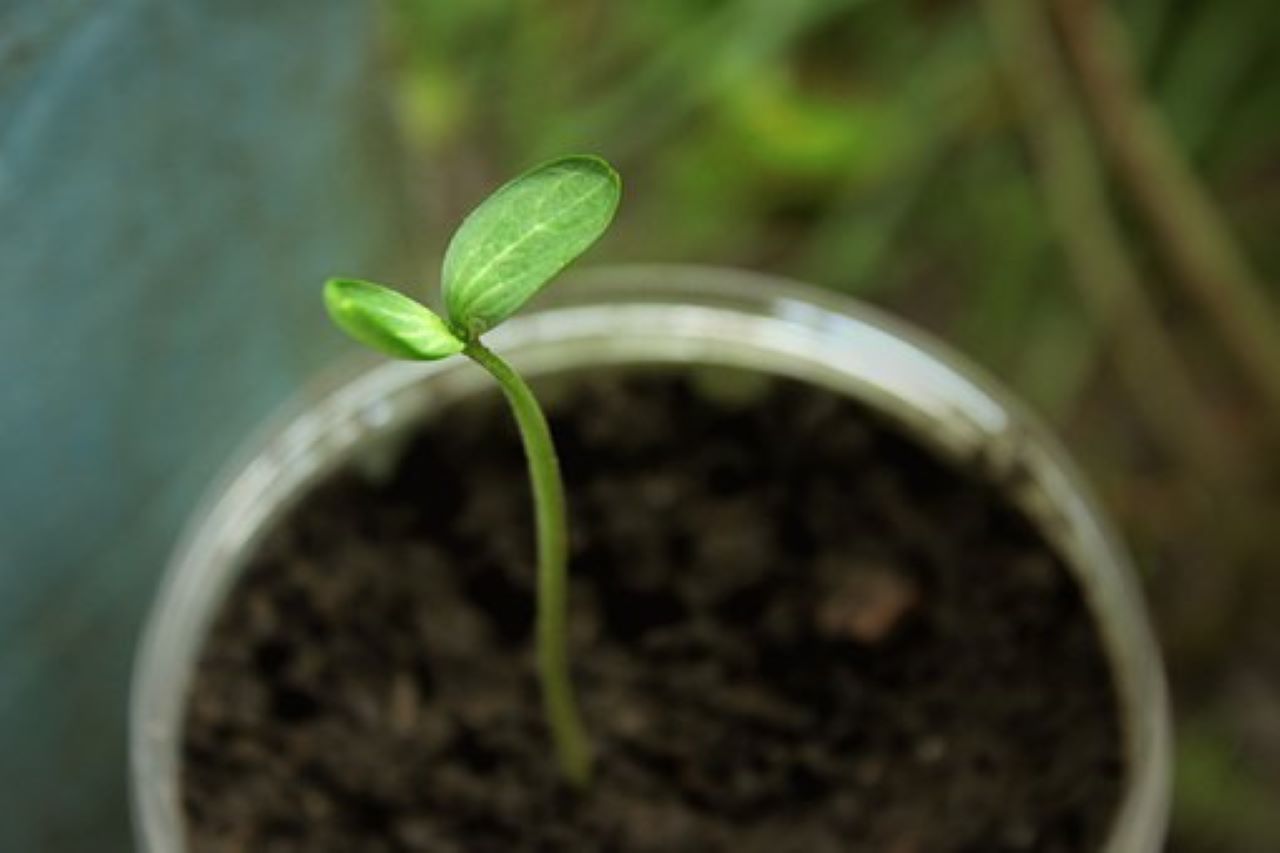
[449, 176, 612, 319]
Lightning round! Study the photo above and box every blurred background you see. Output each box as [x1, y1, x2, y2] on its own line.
[2, 0, 1277, 849]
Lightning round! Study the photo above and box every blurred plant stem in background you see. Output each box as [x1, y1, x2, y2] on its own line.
[383, 1, 1280, 849]
[1053, 0, 1280, 435]
[981, 0, 1238, 486]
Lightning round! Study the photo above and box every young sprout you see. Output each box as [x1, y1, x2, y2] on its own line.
[323, 155, 621, 787]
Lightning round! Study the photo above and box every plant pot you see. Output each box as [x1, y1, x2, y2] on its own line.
[132, 265, 1171, 851]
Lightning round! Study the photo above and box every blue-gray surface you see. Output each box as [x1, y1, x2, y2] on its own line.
[0, 1, 410, 847]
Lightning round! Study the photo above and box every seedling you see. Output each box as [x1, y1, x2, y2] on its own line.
[323, 155, 621, 787]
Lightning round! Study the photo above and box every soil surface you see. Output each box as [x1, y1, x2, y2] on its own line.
[183, 370, 1124, 852]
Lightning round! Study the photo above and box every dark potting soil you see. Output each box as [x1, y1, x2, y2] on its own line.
[183, 370, 1124, 852]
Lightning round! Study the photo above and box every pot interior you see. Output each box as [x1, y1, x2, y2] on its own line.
[132, 265, 1170, 852]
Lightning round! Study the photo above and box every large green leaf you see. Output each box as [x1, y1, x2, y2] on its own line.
[323, 278, 464, 360]
[442, 155, 621, 337]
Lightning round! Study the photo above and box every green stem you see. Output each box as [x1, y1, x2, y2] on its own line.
[463, 340, 592, 787]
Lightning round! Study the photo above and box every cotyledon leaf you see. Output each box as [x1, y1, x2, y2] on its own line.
[323, 278, 465, 361]
[443, 155, 621, 337]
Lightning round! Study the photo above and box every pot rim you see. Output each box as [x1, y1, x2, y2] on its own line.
[131, 263, 1171, 852]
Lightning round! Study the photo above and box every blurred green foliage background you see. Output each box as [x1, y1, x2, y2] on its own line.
[383, 0, 1280, 849]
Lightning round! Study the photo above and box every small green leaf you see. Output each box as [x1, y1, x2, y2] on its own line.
[324, 278, 464, 361]
[443, 155, 621, 337]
